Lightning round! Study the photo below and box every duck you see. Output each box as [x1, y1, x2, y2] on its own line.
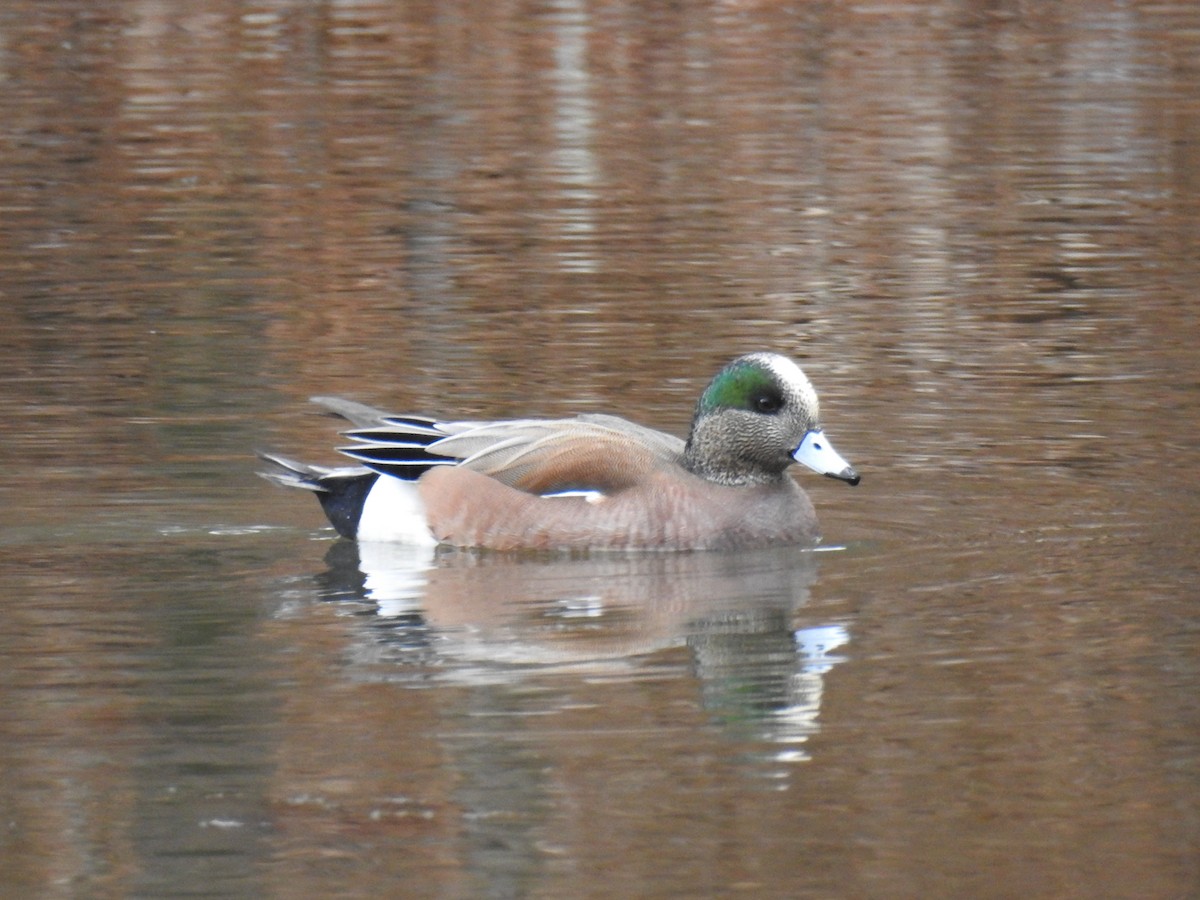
[260, 352, 859, 551]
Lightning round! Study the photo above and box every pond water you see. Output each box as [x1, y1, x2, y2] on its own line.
[1, 1, 1198, 897]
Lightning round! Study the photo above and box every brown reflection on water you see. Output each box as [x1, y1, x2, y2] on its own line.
[0, 556, 142, 894]
[1, 0, 1199, 897]
[259, 543, 839, 897]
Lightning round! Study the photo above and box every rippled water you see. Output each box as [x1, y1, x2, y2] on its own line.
[1, 1, 1198, 897]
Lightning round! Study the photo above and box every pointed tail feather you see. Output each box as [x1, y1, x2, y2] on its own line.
[258, 450, 378, 539]
[257, 451, 337, 492]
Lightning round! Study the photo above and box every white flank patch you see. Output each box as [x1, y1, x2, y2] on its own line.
[357, 475, 438, 545]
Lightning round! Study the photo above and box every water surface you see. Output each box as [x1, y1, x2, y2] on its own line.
[1, 1, 1198, 897]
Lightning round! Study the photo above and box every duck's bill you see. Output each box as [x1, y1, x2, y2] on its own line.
[793, 430, 861, 486]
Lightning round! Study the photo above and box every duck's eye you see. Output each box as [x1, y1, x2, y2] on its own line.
[752, 391, 784, 414]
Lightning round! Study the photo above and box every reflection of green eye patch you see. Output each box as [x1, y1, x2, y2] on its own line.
[701, 363, 780, 413]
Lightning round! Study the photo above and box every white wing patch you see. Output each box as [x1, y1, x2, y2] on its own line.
[540, 489, 607, 504]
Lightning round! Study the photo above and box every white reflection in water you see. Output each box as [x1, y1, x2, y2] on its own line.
[356, 540, 434, 618]
[548, 0, 600, 273]
[314, 538, 849, 764]
[777, 624, 850, 758]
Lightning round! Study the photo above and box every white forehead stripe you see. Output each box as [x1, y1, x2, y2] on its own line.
[753, 353, 819, 416]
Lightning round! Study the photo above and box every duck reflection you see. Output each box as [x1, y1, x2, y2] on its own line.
[314, 539, 849, 757]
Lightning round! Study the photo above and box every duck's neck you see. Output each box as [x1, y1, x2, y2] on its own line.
[682, 435, 782, 487]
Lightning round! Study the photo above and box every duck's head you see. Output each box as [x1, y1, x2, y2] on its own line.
[683, 352, 860, 487]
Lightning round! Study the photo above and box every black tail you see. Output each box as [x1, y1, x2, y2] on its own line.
[258, 452, 377, 539]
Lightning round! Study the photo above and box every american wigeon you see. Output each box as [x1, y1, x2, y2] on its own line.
[261, 352, 859, 550]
